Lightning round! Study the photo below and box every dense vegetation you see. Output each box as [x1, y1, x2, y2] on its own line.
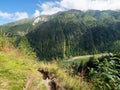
[62, 54, 120, 90]
[88, 54, 120, 90]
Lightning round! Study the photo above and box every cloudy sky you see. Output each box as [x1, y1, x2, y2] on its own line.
[0, 0, 120, 25]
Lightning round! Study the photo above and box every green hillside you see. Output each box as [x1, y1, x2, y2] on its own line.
[26, 10, 120, 59]
[0, 18, 34, 36]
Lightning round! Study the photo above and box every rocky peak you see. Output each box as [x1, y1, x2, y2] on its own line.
[32, 15, 49, 26]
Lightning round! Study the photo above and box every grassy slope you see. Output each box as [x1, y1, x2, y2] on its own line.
[0, 45, 91, 90]
[0, 48, 43, 90]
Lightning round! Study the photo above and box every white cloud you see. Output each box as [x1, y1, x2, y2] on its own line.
[38, 0, 120, 15]
[33, 10, 41, 17]
[14, 12, 28, 20]
[0, 11, 29, 25]
[0, 11, 29, 20]
[41, 6, 65, 15]
[0, 11, 12, 19]
[38, 1, 65, 15]
[60, 0, 90, 10]
[89, 0, 120, 10]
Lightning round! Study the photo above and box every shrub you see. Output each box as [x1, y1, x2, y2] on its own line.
[87, 54, 120, 90]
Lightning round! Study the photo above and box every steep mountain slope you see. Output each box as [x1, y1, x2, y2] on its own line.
[26, 10, 120, 59]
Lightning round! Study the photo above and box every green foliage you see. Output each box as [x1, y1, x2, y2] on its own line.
[18, 36, 36, 57]
[109, 40, 120, 53]
[87, 54, 120, 90]
[62, 54, 120, 90]
[60, 57, 89, 76]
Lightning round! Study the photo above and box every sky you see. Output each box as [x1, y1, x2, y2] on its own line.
[0, 0, 120, 25]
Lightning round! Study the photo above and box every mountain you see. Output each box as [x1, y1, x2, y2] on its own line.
[0, 18, 33, 36]
[0, 15, 52, 36]
[1, 10, 120, 59]
[26, 10, 120, 59]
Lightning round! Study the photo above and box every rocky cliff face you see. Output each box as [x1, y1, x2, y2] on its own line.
[32, 15, 49, 26]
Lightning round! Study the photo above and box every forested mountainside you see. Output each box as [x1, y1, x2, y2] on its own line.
[27, 10, 120, 59]
[1, 10, 120, 59]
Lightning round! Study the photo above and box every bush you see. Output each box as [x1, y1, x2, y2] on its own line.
[87, 54, 120, 90]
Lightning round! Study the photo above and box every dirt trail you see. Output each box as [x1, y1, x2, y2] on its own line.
[65, 53, 108, 62]
[38, 68, 64, 90]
